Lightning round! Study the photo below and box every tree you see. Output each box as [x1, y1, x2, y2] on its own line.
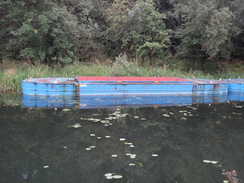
[169, 0, 242, 69]
[103, 0, 135, 57]
[1, 0, 81, 64]
[104, 0, 171, 65]
[0, 0, 100, 65]
[202, 7, 236, 61]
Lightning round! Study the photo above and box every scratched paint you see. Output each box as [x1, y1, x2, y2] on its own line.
[22, 77, 244, 98]
[22, 78, 77, 96]
[225, 79, 244, 93]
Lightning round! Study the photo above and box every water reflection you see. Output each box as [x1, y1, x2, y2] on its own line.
[0, 96, 243, 183]
[22, 94, 228, 109]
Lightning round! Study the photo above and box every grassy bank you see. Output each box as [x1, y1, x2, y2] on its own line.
[1, 57, 244, 93]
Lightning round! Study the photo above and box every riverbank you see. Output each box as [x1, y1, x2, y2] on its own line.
[1, 58, 244, 93]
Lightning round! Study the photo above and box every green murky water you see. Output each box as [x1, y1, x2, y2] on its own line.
[0, 95, 243, 183]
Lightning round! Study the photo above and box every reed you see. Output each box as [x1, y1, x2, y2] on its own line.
[0, 61, 111, 92]
[0, 59, 243, 93]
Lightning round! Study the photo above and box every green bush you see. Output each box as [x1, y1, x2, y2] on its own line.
[110, 54, 141, 76]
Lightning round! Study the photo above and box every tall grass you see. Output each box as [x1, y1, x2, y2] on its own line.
[0, 58, 243, 93]
[0, 61, 110, 93]
[110, 54, 233, 79]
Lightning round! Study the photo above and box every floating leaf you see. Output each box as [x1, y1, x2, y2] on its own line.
[105, 176, 113, 180]
[138, 163, 143, 167]
[62, 108, 71, 112]
[105, 173, 113, 180]
[130, 154, 136, 159]
[71, 123, 81, 128]
[105, 173, 112, 177]
[87, 118, 95, 121]
[112, 175, 123, 179]
[203, 160, 218, 164]
[203, 160, 211, 163]
[235, 106, 242, 108]
[101, 120, 109, 124]
[183, 113, 188, 116]
[179, 110, 187, 113]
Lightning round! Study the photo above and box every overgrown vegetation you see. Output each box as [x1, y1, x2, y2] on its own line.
[0, 0, 243, 67]
[1, 57, 243, 93]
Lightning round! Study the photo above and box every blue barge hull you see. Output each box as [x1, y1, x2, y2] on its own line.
[21, 76, 228, 96]
[225, 79, 244, 93]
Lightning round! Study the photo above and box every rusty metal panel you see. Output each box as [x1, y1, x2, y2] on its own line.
[22, 78, 78, 96]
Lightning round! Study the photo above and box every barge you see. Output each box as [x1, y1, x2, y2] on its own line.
[21, 76, 228, 96]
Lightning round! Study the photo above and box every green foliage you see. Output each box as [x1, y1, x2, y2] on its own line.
[104, 0, 171, 65]
[170, 0, 242, 64]
[1, 0, 98, 65]
[7, 2, 80, 64]
[131, 0, 171, 64]
[202, 7, 237, 60]
[110, 54, 141, 76]
[0, 0, 244, 70]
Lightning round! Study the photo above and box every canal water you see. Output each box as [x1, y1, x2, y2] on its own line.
[0, 95, 243, 183]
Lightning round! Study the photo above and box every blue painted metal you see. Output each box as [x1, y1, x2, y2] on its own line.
[225, 79, 244, 93]
[224, 79, 244, 101]
[22, 78, 78, 96]
[22, 94, 228, 109]
[22, 77, 229, 96]
[76, 77, 228, 96]
[76, 83, 227, 95]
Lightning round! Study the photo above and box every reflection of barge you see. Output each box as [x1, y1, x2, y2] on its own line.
[22, 76, 228, 96]
[22, 94, 228, 109]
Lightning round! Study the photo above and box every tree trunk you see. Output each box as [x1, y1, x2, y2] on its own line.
[27, 56, 31, 65]
[135, 52, 138, 65]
